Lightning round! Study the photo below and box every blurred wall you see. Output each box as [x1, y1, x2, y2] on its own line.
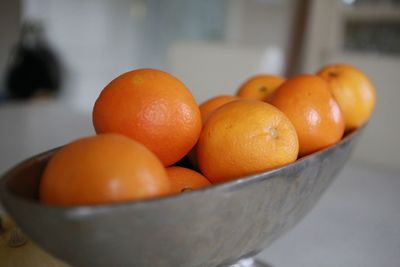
[168, 0, 294, 103]
[22, 0, 144, 111]
[167, 41, 275, 102]
[240, 0, 293, 49]
[19, 0, 296, 109]
[0, 0, 21, 93]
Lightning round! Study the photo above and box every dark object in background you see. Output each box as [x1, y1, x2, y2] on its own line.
[5, 22, 62, 100]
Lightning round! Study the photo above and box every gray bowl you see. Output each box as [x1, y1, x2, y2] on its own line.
[0, 127, 364, 267]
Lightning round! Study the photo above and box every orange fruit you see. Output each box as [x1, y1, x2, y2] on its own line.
[92, 68, 202, 166]
[236, 75, 285, 102]
[270, 74, 345, 157]
[317, 64, 376, 131]
[39, 134, 170, 206]
[188, 95, 239, 168]
[197, 100, 299, 183]
[199, 95, 239, 123]
[166, 166, 211, 194]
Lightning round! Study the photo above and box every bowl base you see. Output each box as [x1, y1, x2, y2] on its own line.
[228, 258, 272, 267]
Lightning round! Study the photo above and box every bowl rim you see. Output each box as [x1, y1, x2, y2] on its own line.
[0, 124, 365, 213]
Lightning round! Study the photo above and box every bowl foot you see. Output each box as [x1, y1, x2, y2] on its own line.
[228, 258, 272, 267]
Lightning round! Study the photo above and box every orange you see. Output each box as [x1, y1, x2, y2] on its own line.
[197, 100, 299, 183]
[39, 134, 170, 206]
[199, 95, 239, 123]
[166, 166, 211, 194]
[270, 74, 345, 156]
[317, 64, 376, 131]
[236, 75, 285, 102]
[188, 95, 239, 168]
[92, 68, 202, 166]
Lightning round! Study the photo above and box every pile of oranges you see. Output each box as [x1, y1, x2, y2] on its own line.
[39, 64, 375, 206]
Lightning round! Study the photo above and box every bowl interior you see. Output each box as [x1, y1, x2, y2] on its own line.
[4, 151, 51, 200]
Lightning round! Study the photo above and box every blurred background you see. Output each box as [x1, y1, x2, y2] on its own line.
[0, 0, 399, 266]
[1, 0, 399, 174]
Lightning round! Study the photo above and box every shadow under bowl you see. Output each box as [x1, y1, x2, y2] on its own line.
[0, 126, 365, 267]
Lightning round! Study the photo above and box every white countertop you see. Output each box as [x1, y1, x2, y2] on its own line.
[0, 100, 94, 174]
[1, 101, 399, 267]
[258, 163, 400, 267]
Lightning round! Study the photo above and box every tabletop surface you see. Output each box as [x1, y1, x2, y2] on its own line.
[258, 164, 400, 267]
[1, 101, 399, 267]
